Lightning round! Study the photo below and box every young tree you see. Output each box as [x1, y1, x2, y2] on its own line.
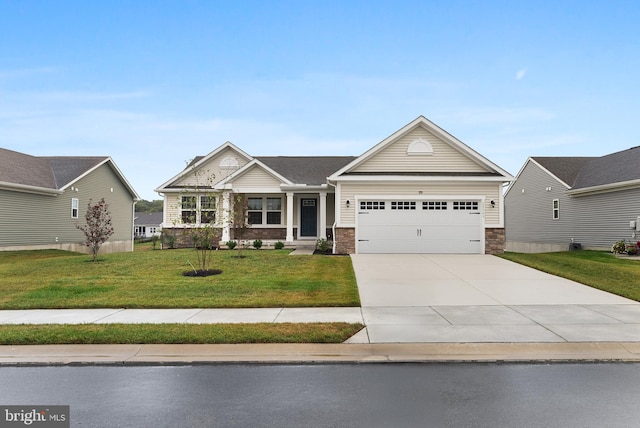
[231, 194, 251, 258]
[76, 198, 114, 262]
[178, 164, 222, 273]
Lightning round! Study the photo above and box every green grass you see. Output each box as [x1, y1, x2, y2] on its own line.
[0, 323, 364, 345]
[0, 248, 360, 309]
[499, 250, 640, 301]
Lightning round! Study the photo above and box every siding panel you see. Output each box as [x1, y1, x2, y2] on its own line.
[505, 161, 640, 250]
[0, 163, 135, 248]
[174, 147, 249, 187]
[353, 127, 487, 173]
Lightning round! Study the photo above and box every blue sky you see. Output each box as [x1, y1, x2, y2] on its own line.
[1, 1, 638, 200]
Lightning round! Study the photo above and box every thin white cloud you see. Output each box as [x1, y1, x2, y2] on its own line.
[516, 69, 527, 80]
[0, 66, 61, 80]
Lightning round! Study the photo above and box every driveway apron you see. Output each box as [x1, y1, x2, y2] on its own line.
[348, 254, 640, 344]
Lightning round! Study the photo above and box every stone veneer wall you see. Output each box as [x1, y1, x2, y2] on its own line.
[335, 227, 355, 254]
[230, 228, 287, 241]
[485, 228, 505, 255]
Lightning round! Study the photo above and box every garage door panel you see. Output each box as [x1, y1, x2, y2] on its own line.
[357, 199, 483, 254]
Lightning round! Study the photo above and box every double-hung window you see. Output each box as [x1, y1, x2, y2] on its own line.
[181, 195, 217, 224]
[266, 198, 282, 224]
[181, 196, 197, 224]
[247, 198, 263, 225]
[200, 196, 216, 223]
[71, 198, 79, 219]
[553, 199, 560, 220]
[247, 197, 283, 225]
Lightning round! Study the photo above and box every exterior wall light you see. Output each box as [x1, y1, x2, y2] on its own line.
[490, 200, 496, 208]
[346, 200, 350, 208]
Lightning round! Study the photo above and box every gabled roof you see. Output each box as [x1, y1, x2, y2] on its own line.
[329, 116, 513, 180]
[516, 146, 640, 196]
[155, 141, 252, 191]
[0, 147, 139, 198]
[530, 157, 594, 188]
[134, 212, 163, 226]
[256, 156, 356, 185]
[572, 146, 640, 190]
[215, 158, 294, 189]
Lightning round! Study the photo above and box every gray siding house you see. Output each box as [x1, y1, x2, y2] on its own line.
[505, 146, 640, 252]
[0, 148, 140, 254]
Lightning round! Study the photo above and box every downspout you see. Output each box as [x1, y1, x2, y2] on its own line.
[327, 180, 337, 254]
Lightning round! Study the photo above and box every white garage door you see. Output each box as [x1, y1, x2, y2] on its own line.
[357, 199, 483, 254]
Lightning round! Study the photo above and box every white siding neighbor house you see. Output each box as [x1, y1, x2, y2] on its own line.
[134, 212, 163, 238]
[505, 146, 640, 252]
[155, 116, 513, 254]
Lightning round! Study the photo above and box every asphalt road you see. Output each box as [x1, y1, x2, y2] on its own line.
[0, 363, 639, 427]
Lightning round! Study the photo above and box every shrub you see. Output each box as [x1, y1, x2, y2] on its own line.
[316, 238, 332, 254]
[274, 241, 285, 250]
[253, 239, 263, 250]
[226, 240, 237, 250]
[612, 241, 626, 254]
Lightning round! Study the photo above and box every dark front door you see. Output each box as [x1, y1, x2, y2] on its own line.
[300, 199, 317, 237]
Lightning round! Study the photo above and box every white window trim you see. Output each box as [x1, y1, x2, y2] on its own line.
[247, 196, 283, 226]
[553, 199, 560, 220]
[71, 198, 79, 219]
[180, 194, 217, 225]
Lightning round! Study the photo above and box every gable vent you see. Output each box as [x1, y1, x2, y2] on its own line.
[407, 139, 433, 156]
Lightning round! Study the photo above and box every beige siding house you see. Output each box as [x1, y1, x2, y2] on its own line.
[0, 148, 140, 254]
[156, 116, 513, 254]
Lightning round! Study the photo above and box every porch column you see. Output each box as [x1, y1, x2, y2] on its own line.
[221, 191, 231, 242]
[319, 191, 327, 240]
[286, 192, 294, 242]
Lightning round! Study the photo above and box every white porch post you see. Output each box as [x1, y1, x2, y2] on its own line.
[221, 191, 231, 242]
[286, 192, 294, 242]
[319, 191, 327, 240]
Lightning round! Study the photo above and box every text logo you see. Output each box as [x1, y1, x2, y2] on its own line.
[0, 406, 69, 428]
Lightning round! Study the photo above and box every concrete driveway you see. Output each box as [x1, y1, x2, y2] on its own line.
[349, 254, 640, 343]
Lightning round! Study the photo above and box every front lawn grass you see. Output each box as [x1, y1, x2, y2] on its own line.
[0, 323, 364, 345]
[499, 250, 640, 301]
[0, 249, 360, 309]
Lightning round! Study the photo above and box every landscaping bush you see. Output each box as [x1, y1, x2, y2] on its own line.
[315, 238, 332, 254]
[226, 240, 237, 250]
[274, 241, 285, 250]
[253, 239, 263, 250]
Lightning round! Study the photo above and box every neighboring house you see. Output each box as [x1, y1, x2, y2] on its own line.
[505, 146, 640, 252]
[134, 212, 163, 238]
[155, 116, 513, 254]
[0, 148, 140, 254]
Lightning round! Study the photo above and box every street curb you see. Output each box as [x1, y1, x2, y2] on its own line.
[1, 343, 639, 365]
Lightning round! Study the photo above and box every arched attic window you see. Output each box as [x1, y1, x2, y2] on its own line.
[220, 156, 239, 170]
[407, 139, 434, 156]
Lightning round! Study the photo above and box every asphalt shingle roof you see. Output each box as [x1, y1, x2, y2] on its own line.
[0, 148, 107, 190]
[572, 146, 640, 189]
[532, 157, 594, 187]
[134, 212, 163, 226]
[256, 156, 357, 185]
[532, 146, 640, 190]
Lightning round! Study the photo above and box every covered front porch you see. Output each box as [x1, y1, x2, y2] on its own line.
[219, 188, 334, 245]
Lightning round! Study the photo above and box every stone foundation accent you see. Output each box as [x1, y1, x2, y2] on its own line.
[335, 227, 355, 254]
[485, 228, 505, 255]
[230, 228, 287, 241]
